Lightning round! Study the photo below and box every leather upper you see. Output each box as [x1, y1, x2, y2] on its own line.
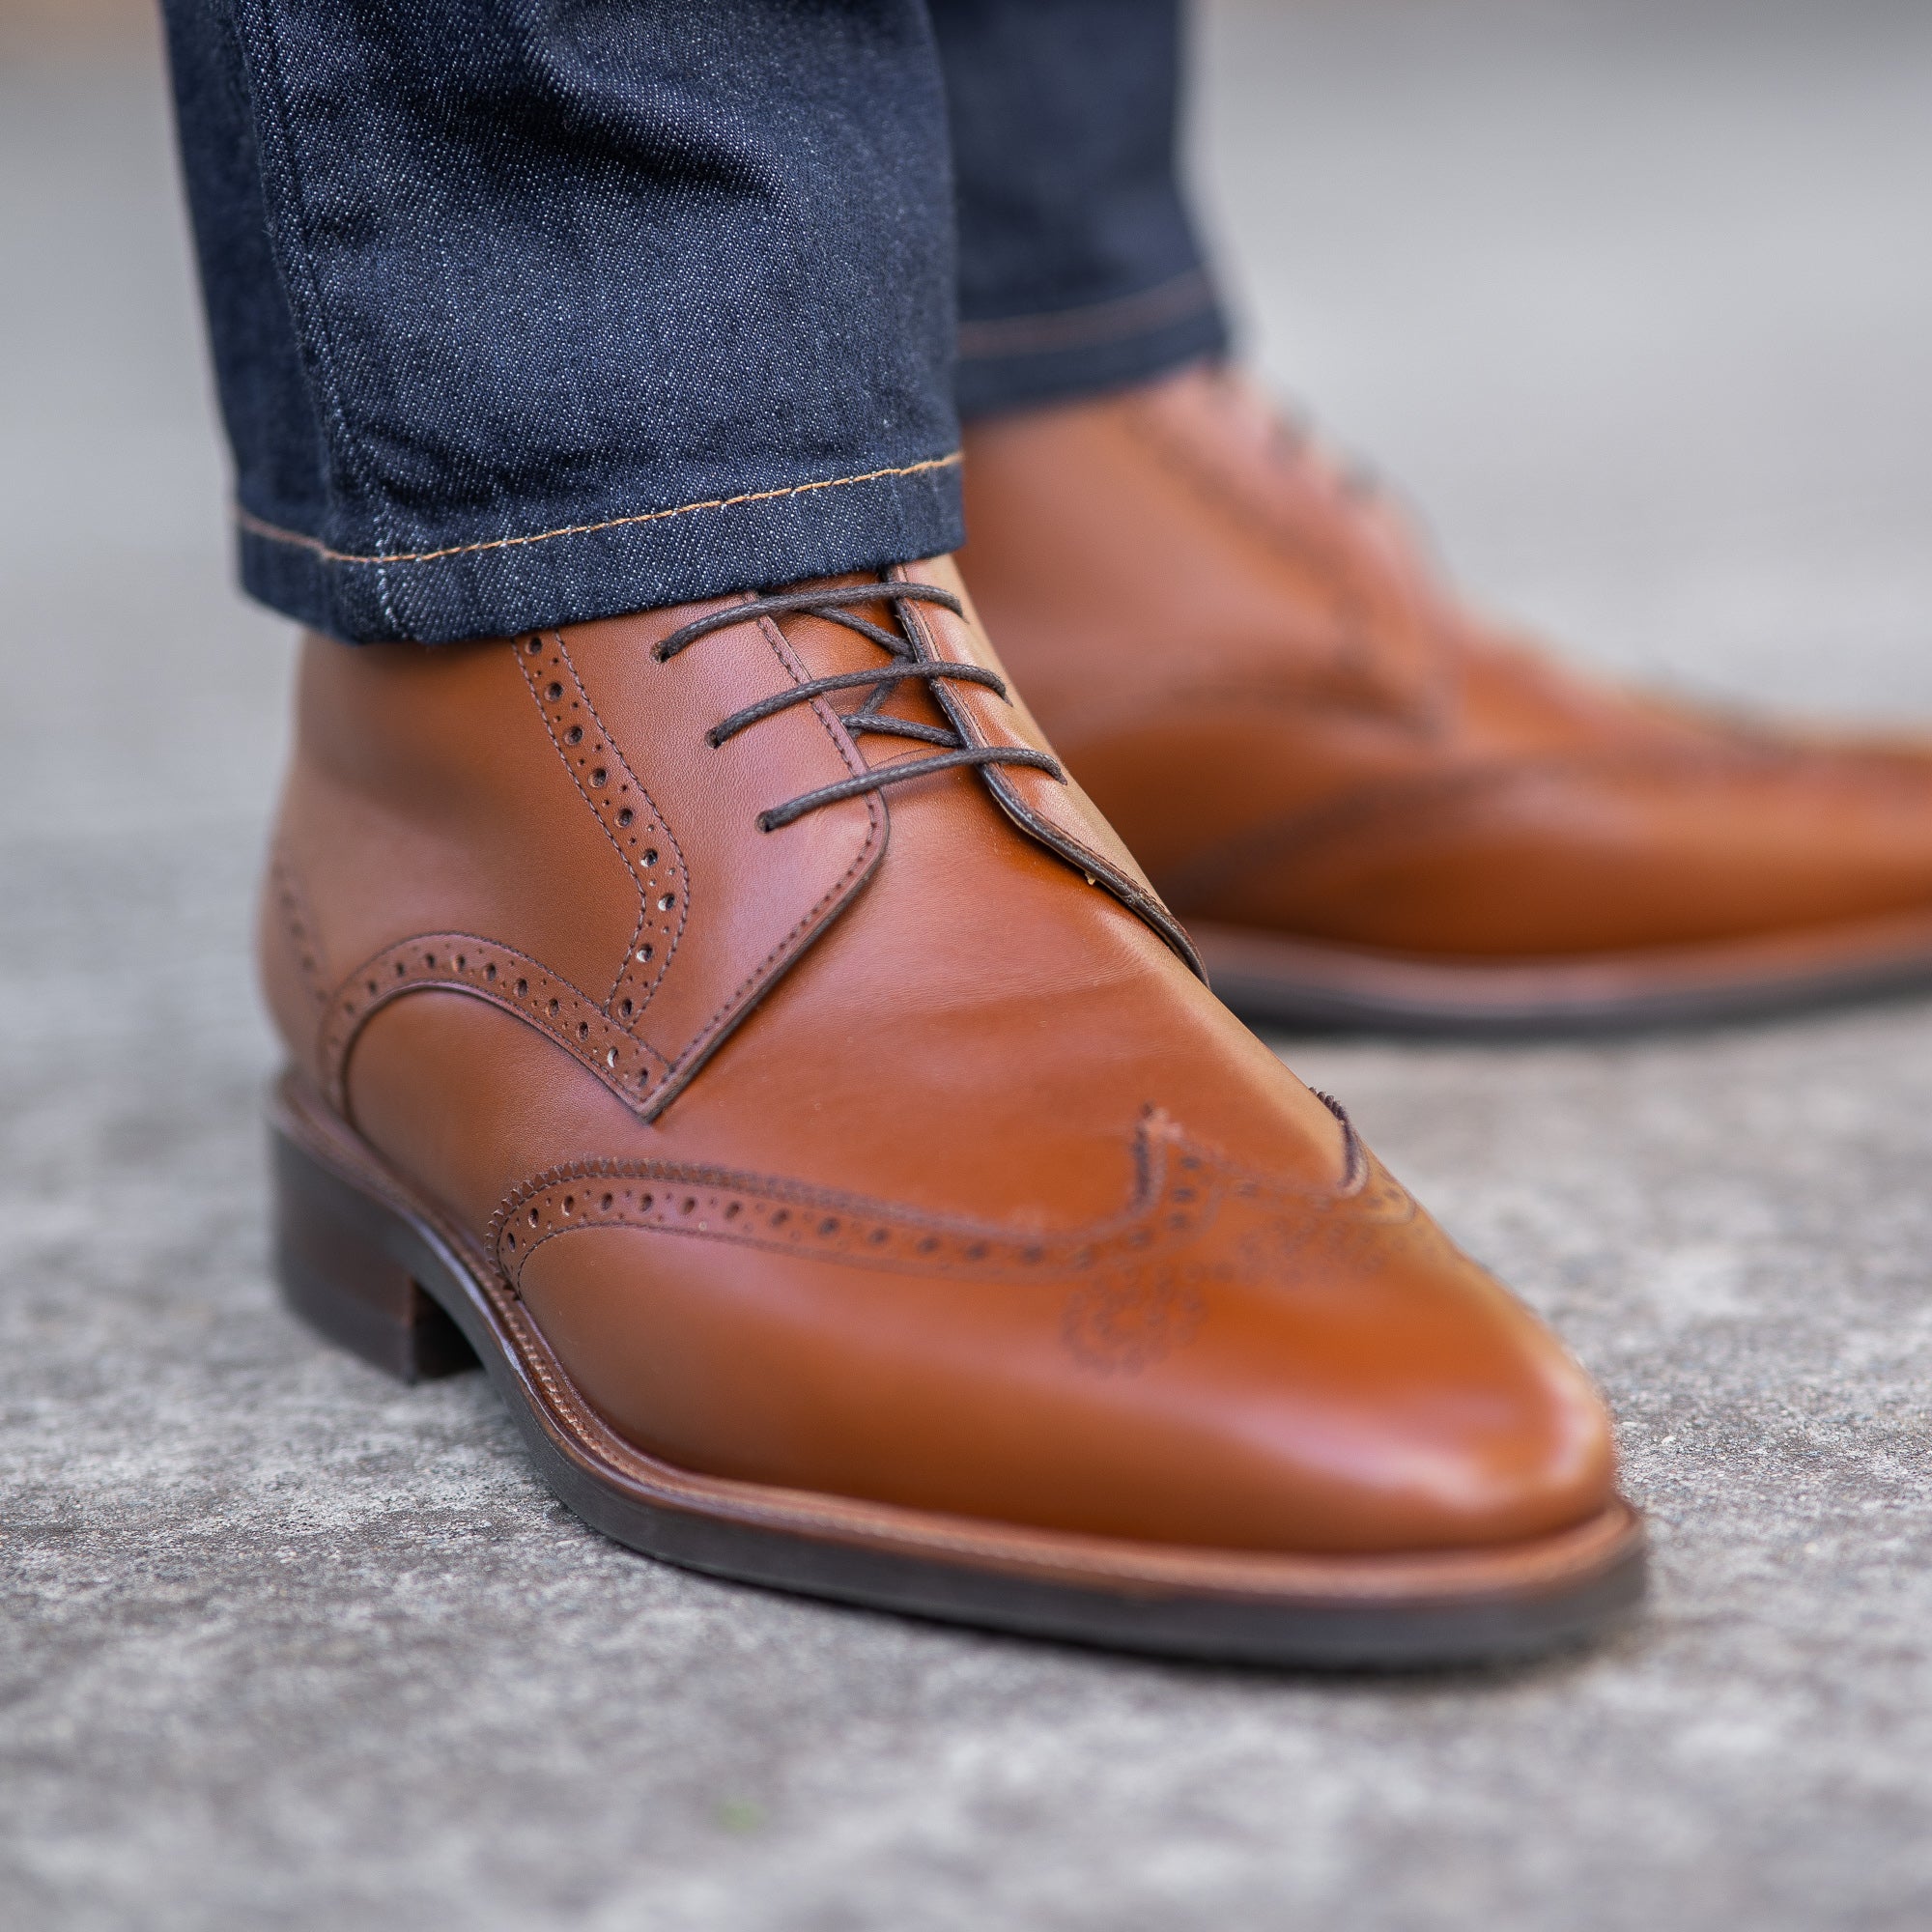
[262, 556, 1616, 1554]
[958, 364, 1932, 958]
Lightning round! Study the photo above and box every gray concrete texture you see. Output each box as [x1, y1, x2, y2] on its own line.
[4, 3, 1932, 1925]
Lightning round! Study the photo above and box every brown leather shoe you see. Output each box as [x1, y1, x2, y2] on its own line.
[261, 558, 1642, 1663]
[960, 364, 1932, 1033]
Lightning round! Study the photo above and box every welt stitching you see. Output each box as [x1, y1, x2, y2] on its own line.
[322, 1105, 1526, 1592]
[517, 631, 691, 1014]
[319, 932, 672, 1113]
[661, 611, 887, 1074]
[297, 1103, 741, 1540]
[314, 1129, 619, 1471]
[954, 270, 1214, 359]
[234, 453, 963, 569]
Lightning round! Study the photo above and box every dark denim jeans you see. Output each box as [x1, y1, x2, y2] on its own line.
[161, 0, 1226, 643]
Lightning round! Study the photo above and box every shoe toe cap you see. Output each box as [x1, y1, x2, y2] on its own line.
[511, 1142, 1618, 1558]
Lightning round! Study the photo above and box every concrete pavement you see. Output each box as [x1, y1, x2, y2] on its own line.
[5, 5, 1932, 1925]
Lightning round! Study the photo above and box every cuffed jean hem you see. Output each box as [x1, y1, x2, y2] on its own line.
[953, 270, 1231, 420]
[233, 453, 967, 645]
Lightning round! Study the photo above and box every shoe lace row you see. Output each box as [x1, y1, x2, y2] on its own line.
[653, 581, 1064, 832]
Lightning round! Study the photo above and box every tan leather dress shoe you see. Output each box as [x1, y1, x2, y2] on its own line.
[263, 559, 1642, 1663]
[960, 364, 1932, 1032]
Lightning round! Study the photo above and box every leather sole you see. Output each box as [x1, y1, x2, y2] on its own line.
[268, 1073, 1647, 1669]
[1191, 907, 1932, 1036]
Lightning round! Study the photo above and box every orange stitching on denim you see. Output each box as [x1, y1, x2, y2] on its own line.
[233, 452, 964, 568]
[955, 270, 1214, 359]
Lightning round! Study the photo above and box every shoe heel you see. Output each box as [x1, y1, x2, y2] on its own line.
[270, 1123, 477, 1384]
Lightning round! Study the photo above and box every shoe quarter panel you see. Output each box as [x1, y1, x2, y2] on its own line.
[556, 602, 885, 1108]
[274, 632, 645, 1085]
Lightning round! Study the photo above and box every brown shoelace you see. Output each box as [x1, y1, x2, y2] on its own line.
[655, 581, 1064, 831]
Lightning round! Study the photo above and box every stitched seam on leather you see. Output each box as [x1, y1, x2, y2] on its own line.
[985, 767, 1148, 907]
[268, 849, 329, 1012]
[980, 762, 1207, 980]
[286, 1084, 1542, 1587]
[319, 933, 672, 1117]
[894, 579, 1204, 977]
[289, 1099, 625, 1480]
[491, 1125, 1220, 1290]
[509, 1209, 1188, 1291]
[664, 833, 873, 1071]
[516, 632, 689, 1017]
[497, 1136, 1190, 1236]
[654, 610, 886, 1080]
[525, 643, 652, 1008]
[233, 453, 962, 568]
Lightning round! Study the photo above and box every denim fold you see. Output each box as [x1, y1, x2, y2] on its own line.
[162, 0, 1225, 643]
[934, 0, 1228, 419]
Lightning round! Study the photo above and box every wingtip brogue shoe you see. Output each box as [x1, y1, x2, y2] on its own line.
[959, 363, 1932, 1033]
[261, 557, 1643, 1664]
